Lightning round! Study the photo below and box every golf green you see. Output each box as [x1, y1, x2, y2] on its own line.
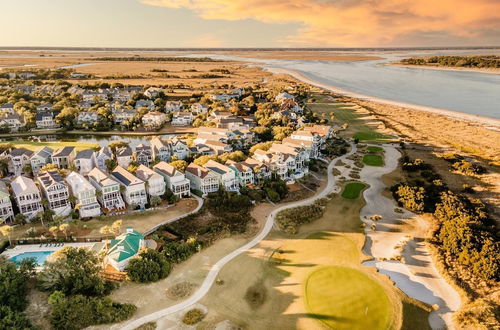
[367, 146, 383, 153]
[341, 182, 366, 199]
[305, 266, 392, 330]
[363, 154, 384, 166]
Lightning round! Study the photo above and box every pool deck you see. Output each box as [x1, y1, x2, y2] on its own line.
[1, 242, 99, 259]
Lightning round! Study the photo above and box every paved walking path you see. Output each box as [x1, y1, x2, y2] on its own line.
[120, 144, 357, 329]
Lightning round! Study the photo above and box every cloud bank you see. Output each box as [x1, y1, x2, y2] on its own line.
[141, 0, 500, 46]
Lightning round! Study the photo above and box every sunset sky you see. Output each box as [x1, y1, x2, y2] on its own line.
[1, 0, 499, 47]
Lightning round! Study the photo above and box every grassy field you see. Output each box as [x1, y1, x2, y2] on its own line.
[341, 182, 367, 199]
[362, 154, 385, 166]
[307, 95, 394, 143]
[1, 140, 99, 152]
[367, 146, 384, 152]
[305, 266, 392, 330]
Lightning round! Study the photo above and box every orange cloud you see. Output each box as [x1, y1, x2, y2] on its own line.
[140, 0, 500, 46]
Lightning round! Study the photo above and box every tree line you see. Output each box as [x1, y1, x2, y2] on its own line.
[401, 55, 500, 69]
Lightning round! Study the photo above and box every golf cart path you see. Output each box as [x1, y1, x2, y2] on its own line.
[119, 144, 357, 329]
[359, 145, 461, 330]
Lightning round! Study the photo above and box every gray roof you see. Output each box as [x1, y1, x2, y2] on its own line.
[53, 146, 75, 158]
[75, 149, 95, 160]
[32, 146, 53, 159]
[116, 146, 133, 157]
[10, 148, 33, 157]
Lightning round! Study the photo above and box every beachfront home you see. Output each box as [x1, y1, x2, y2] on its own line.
[115, 146, 133, 168]
[8, 148, 33, 176]
[142, 111, 167, 129]
[170, 138, 189, 160]
[0, 113, 25, 132]
[151, 137, 171, 162]
[227, 160, 255, 187]
[77, 112, 99, 125]
[204, 160, 239, 191]
[51, 146, 76, 169]
[153, 162, 190, 198]
[74, 149, 95, 175]
[185, 163, 219, 195]
[0, 182, 14, 222]
[30, 146, 53, 174]
[171, 112, 193, 126]
[135, 165, 166, 197]
[112, 109, 136, 124]
[111, 166, 147, 209]
[134, 144, 152, 167]
[94, 146, 113, 171]
[88, 168, 125, 212]
[11, 176, 44, 221]
[144, 87, 162, 99]
[37, 171, 71, 217]
[35, 112, 58, 129]
[190, 103, 209, 114]
[66, 172, 101, 218]
[106, 227, 145, 271]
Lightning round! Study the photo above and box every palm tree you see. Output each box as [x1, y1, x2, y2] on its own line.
[59, 224, 69, 239]
[49, 226, 58, 239]
[0, 159, 9, 177]
[111, 220, 122, 235]
[0, 225, 13, 245]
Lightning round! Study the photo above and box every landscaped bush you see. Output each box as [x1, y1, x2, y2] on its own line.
[0, 305, 35, 329]
[162, 239, 201, 264]
[182, 308, 205, 325]
[276, 202, 325, 234]
[127, 250, 171, 283]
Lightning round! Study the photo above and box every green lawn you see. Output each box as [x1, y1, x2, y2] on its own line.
[362, 154, 384, 166]
[353, 131, 391, 142]
[367, 146, 384, 153]
[341, 182, 367, 199]
[305, 266, 392, 330]
[1, 140, 99, 152]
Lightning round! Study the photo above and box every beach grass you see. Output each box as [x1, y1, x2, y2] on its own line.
[341, 182, 367, 199]
[1, 140, 100, 152]
[362, 154, 384, 166]
[305, 266, 392, 330]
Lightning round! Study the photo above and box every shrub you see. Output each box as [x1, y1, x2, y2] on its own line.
[276, 202, 325, 234]
[182, 309, 205, 325]
[127, 250, 171, 283]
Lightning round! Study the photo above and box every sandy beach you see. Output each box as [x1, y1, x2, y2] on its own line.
[266, 67, 500, 130]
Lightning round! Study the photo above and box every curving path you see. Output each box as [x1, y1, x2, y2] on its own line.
[120, 144, 357, 329]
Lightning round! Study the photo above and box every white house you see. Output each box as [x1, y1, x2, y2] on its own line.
[185, 163, 219, 195]
[35, 112, 58, 129]
[144, 87, 163, 99]
[0, 113, 25, 132]
[0, 103, 14, 114]
[66, 172, 101, 218]
[11, 176, 43, 221]
[77, 112, 99, 125]
[142, 111, 167, 129]
[88, 167, 125, 212]
[165, 101, 183, 112]
[153, 161, 190, 198]
[0, 182, 14, 222]
[135, 99, 155, 111]
[36, 103, 53, 112]
[111, 166, 147, 209]
[30, 146, 53, 174]
[51, 146, 76, 169]
[134, 144, 153, 167]
[8, 148, 33, 176]
[112, 109, 136, 124]
[74, 149, 95, 175]
[115, 146, 133, 168]
[190, 103, 209, 114]
[204, 160, 239, 191]
[171, 112, 193, 126]
[170, 138, 189, 160]
[106, 227, 145, 271]
[135, 164, 166, 198]
[37, 171, 72, 217]
[93, 146, 113, 172]
[151, 137, 171, 162]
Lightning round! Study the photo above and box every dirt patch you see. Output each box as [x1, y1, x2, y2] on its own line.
[25, 286, 51, 330]
[165, 282, 197, 300]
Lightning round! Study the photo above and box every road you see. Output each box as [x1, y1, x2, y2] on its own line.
[120, 144, 357, 329]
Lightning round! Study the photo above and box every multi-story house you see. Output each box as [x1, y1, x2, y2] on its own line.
[0, 113, 25, 132]
[77, 112, 99, 125]
[244, 158, 272, 184]
[190, 103, 209, 114]
[302, 124, 333, 140]
[115, 146, 133, 168]
[88, 168, 125, 212]
[74, 149, 95, 175]
[8, 148, 33, 176]
[36, 103, 53, 112]
[93, 146, 113, 171]
[227, 160, 255, 187]
[66, 172, 101, 218]
[170, 138, 189, 160]
[153, 161, 190, 198]
[135, 99, 155, 111]
[135, 165, 166, 198]
[283, 130, 321, 159]
[151, 137, 171, 162]
[0, 103, 15, 114]
[204, 160, 239, 191]
[37, 171, 71, 217]
[134, 144, 152, 167]
[30, 146, 53, 174]
[185, 163, 219, 195]
[171, 112, 193, 126]
[0, 181, 14, 222]
[112, 109, 136, 124]
[143, 87, 162, 99]
[111, 166, 147, 209]
[165, 101, 183, 112]
[11, 176, 44, 221]
[51, 146, 76, 169]
[35, 112, 58, 129]
[204, 140, 232, 155]
[142, 111, 167, 129]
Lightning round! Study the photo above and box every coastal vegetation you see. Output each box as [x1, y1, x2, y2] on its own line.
[91, 56, 221, 62]
[400, 55, 500, 69]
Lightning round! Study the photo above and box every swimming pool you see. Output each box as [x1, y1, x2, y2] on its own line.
[9, 251, 54, 266]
